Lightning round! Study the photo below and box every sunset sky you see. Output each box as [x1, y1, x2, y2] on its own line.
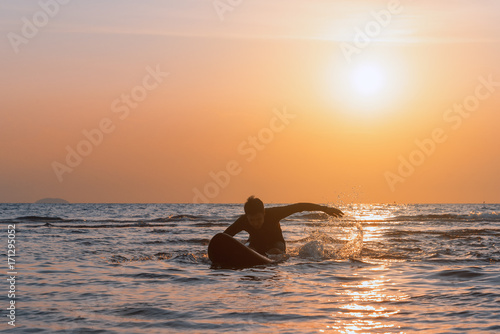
[1, 0, 499, 203]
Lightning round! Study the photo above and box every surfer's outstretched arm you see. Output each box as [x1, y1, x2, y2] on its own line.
[272, 203, 344, 220]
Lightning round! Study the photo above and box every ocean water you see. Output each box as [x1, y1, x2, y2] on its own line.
[0, 203, 499, 333]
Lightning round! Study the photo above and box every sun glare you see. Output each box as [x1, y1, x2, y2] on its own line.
[326, 56, 406, 118]
[350, 63, 387, 97]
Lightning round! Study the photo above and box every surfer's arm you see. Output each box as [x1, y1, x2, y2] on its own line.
[223, 215, 246, 236]
[273, 203, 344, 220]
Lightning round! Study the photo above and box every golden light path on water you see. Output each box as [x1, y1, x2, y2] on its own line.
[316, 204, 410, 333]
[306, 264, 410, 333]
[341, 203, 402, 243]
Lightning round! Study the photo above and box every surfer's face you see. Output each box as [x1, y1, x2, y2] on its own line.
[247, 212, 265, 229]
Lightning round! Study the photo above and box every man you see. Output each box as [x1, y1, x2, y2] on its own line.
[223, 196, 344, 256]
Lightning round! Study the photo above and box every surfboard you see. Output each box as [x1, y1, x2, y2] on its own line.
[208, 233, 273, 268]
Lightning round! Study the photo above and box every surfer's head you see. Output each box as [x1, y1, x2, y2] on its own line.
[244, 196, 265, 229]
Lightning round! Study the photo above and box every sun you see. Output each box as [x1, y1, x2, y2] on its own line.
[343, 60, 393, 112]
[349, 62, 387, 98]
[325, 56, 405, 118]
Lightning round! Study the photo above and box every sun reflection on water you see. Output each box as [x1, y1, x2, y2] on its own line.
[324, 320, 402, 333]
[326, 270, 409, 333]
[342, 204, 397, 243]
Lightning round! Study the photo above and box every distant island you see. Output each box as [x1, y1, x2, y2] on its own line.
[35, 198, 70, 204]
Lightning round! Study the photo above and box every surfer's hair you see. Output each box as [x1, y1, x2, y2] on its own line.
[244, 196, 264, 215]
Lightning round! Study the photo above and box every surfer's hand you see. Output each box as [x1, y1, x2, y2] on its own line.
[324, 206, 344, 217]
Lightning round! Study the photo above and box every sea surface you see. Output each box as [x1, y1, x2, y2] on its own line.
[0, 203, 499, 333]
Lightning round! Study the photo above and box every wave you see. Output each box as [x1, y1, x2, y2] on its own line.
[1, 213, 231, 227]
[388, 212, 500, 222]
[434, 268, 485, 279]
[38, 222, 179, 229]
[6, 214, 210, 222]
[9, 215, 66, 222]
[387, 228, 500, 239]
[150, 214, 211, 222]
[107, 251, 209, 265]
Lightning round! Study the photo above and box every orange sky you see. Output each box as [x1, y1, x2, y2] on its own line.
[1, 0, 499, 203]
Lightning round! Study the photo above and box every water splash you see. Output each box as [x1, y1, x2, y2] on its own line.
[296, 218, 363, 261]
[331, 221, 363, 259]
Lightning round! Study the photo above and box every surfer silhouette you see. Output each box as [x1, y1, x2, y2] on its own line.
[223, 196, 344, 256]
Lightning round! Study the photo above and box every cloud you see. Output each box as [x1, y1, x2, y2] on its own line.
[1, 0, 498, 43]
